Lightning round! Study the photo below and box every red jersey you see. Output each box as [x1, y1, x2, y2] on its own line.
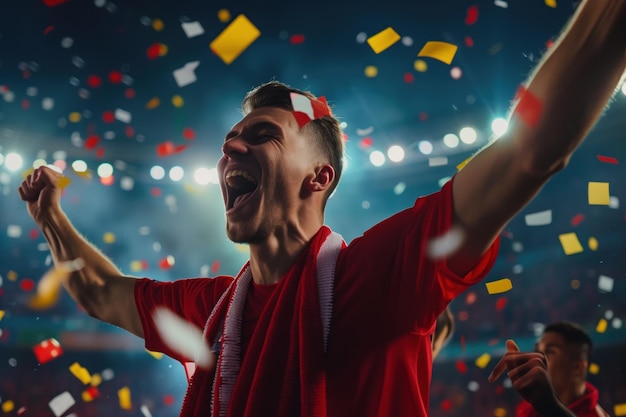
[135, 179, 499, 417]
[516, 382, 610, 417]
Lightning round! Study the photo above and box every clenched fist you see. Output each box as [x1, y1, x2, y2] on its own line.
[18, 166, 65, 223]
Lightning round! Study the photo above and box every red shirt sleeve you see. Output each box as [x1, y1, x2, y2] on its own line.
[134, 276, 234, 361]
[334, 176, 500, 336]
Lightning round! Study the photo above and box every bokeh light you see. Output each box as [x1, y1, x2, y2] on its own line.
[459, 127, 477, 144]
[369, 150, 385, 167]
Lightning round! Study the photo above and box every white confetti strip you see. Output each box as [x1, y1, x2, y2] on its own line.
[524, 209, 552, 226]
[49, 391, 75, 417]
[181, 21, 204, 38]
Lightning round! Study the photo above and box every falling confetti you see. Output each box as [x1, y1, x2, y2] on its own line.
[118, 387, 132, 410]
[28, 258, 85, 310]
[513, 86, 543, 127]
[366, 27, 401, 54]
[210, 14, 261, 65]
[545, 0, 557, 7]
[524, 210, 552, 226]
[49, 391, 75, 417]
[173, 61, 200, 87]
[558, 232, 584, 255]
[69, 362, 92, 384]
[485, 278, 512, 294]
[596, 318, 608, 333]
[588, 182, 610, 205]
[474, 353, 491, 368]
[417, 41, 458, 65]
[33, 338, 64, 363]
[152, 307, 214, 369]
[181, 21, 204, 38]
[465, 5, 479, 25]
[597, 155, 618, 164]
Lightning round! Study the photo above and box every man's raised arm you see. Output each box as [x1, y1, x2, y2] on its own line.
[18, 165, 144, 338]
[448, 0, 626, 276]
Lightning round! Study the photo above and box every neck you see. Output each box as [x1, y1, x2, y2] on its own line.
[248, 220, 323, 285]
[556, 380, 587, 407]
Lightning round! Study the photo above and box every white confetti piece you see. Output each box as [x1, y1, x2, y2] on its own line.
[7, 225, 22, 238]
[153, 307, 214, 369]
[173, 61, 200, 87]
[140, 404, 154, 417]
[524, 209, 552, 226]
[356, 126, 374, 136]
[427, 227, 464, 259]
[114, 108, 131, 123]
[609, 196, 619, 209]
[428, 156, 448, 167]
[494, 0, 508, 8]
[49, 391, 75, 417]
[181, 21, 204, 38]
[598, 275, 614, 292]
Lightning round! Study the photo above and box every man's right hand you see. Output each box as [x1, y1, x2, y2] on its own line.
[18, 165, 65, 223]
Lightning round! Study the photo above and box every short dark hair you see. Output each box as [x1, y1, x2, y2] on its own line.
[241, 81, 344, 206]
[544, 321, 593, 362]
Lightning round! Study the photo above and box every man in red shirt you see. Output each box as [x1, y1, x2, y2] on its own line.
[490, 322, 609, 417]
[19, 1, 626, 416]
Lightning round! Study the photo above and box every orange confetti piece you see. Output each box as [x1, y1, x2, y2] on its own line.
[152, 18, 164, 31]
[146, 97, 160, 109]
[559, 232, 583, 255]
[614, 403, 626, 416]
[1, 400, 15, 413]
[596, 318, 608, 333]
[217, 8, 231, 23]
[485, 278, 512, 294]
[417, 41, 458, 65]
[210, 14, 260, 65]
[82, 386, 100, 402]
[588, 363, 599, 374]
[545, 0, 556, 7]
[366, 27, 401, 54]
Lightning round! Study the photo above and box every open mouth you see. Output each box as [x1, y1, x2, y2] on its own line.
[225, 169, 258, 210]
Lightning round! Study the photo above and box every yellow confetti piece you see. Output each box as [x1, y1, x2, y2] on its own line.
[366, 27, 401, 54]
[146, 349, 163, 360]
[82, 389, 96, 402]
[74, 169, 93, 180]
[69, 362, 92, 385]
[103, 232, 116, 244]
[588, 363, 599, 374]
[456, 156, 473, 171]
[475, 352, 491, 368]
[414, 59, 428, 72]
[118, 386, 132, 410]
[485, 278, 512, 294]
[615, 403, 626, 417]
[130, 260, 143, 272]
[559, 232, 584, 255]
[588, 237, 598, 251]
[1, 400, 15, 413]
[570, 279, 580, 289]
[158, 43, 169, 57]
[588, 182, 610, 205]
[152, 18, 164, 31]
[417, 41, 458, 65]
[217, 8, 231, 23]
[90, 373, 102, 387]
[172, 95, 184, 108]
[69, 112, 82, 123]
[545, 0, 557, 7]
[596, 318, 608, 333]
[58, 176, 71, 189]
[494, 408, 507, 417]
[146, 97, 161, 110]
[364, 65, 378, 78]
[0, 310, 4, 321]
[7, 270, 18, 281]
[210, 14, 261, 65]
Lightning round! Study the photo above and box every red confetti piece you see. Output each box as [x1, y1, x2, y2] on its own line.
[147, 43, 161, 60]
[85, 135, 100, 150]
[163, 394, 175, 406]
[125, 126, 135, 138]
[20, 278, 35, 292]
[21, 99, 30, 110]
[495, 386, 504, 394]
[100, 175, 114, 186]
[513, 85, 543, 127]
[289, 34, 305, 45]
[441, 399, 452, 411]
[102, 111, 115, 123]
[44, 25, 55, 35]
[87, 75, 102, 88]
[42, 0, 68, 6]
[419, 112, 428, 121]
[33, 338, 64, 363]
[22, 69, 31, 79]
[465, 5, 479, 25]
[495, 296, 508, 311]
[182, 127, 196, 140]
[141, 260, 149, 270]
[460, 335, 466, 353]
[95, 147, 106, 159]
[211, 260, 221, 274]
[359, 137, 373, 148]
[545, 39, 555, 49]
[108, 70, 123, 84]
[455, 360, 468, 374]
[29, 229, 39, 239]
[571, 213, 585, 227]
[464, 36, 474, 47]
[85, 386, 100, 400]
[125, 88, 135, 99]
[156, 141, 188, 157]
[151, 187, 162, 197]
[403, 72, 414, 83]
[597, 155, 619, 164]
[159, 256, 175, 270]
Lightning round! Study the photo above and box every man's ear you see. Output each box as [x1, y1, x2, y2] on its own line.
[573, 359, 588, 377]
[305, 164, 335, 193]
